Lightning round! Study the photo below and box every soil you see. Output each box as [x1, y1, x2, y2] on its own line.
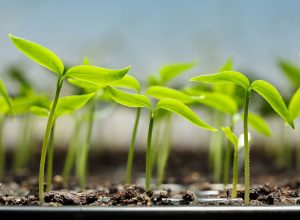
[0, 148, 300, 206]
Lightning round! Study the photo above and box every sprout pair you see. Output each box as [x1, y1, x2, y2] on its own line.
[9, 34, 130, 202]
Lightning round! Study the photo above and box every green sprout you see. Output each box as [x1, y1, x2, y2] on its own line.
[30, 93, 95, 191]
[145, 60, 198, 186]
[0, 80, 14, 180]
[145, 85, 237, 186]
[9, 34, 130, 202]
[190, 71, 294, 205]
[107, 86, 217, 191]
[222, 113, 271, 198]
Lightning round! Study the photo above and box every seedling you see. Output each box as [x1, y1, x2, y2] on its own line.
[145, 85, 237, 186]
[222, 112, 271, 198]
[146, 60, 199, 184]
[0, 80, 14, 180]
[107, 86, 217, 191]
[190, 71, 294, 205]
[9, 34, 130, 201]
[31, 93, 95, 191]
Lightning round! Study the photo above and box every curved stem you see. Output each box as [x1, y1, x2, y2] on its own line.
[39, 76, 63, 202]
[78, 96, 96, 190]
[46, 120, 56, 192]
[146, 112, 155, 192]
[125, 107, 141, 184]
[0, 114, 5, 180]
[62, 116, 81, 187]
[243, 90, 251, 205]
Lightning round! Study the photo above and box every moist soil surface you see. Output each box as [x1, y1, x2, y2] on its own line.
[0, 148, 300, 206]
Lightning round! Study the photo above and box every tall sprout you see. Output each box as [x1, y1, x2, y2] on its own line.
[190, 71, 294, 205]
[9, 34, 130, 202]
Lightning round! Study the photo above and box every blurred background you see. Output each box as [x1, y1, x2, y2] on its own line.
[0, 0, 300, 150]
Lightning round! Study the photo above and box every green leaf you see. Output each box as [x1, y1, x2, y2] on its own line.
[0, 80, 14, 114]
[248, 113, 271, 136]
[107, 86, 151, 109]
[82, 57, 90, 65]
[55, 93, 95, 117]
[278, 60, 300, 87]
[112, 75, 140, 92]
[0, 98, 10, 114]
[194, 92, 238, 115]
[251, 80, 294, 128]
[159, 59, 198, 84]
[221, 127, 238, 147]
[12, 95, 50, 115]
[219, 58, 233, 72]
[213, 58, 236, 95]
[145, 86, 194, 103]
[30, 106, 49, 117]
[288, 87, 300, 120]
[156, 98, 217, 131]
[65, 65, 130, 86]
[9, 34, 64, 75]
[190, 71, 250, 90]
[68, 78, 104, 93]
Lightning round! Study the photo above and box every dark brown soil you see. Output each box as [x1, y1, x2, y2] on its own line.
[0, 148, 299, 206]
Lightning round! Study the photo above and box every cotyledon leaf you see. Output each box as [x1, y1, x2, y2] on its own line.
[111, 75, 140, 92]
[30, 106, 49, 117]
[65, 65, 131, 86]
[190, 71, 250, 90]
[250, 80, 294, 128]
[278, 59, 300, 88]
[288, 87, 300, 120]
[221, 127, 238, 147]
[145, 86, 194, 104]
[248, 113, 271, 136]
[0, 80, 14, 114]
[156, 98, 217, 131]
[159, 59, 198, 84]
[54, 93, 95, 117]
[107, 86, 151, 109]
[9, 34, 64, 75]
[193, 92, 238, 115]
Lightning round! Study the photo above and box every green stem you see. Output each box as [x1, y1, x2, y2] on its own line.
[157, 113, 172, 188]
[125, 107, 141, 184]
[211, 112, 224, 182]
[39, 76, 63, 202]
[150, 119, 162, 172]
[146, 112, 155, 192]
[223, 116, 234, 185]
[14, 114, 32, 173]
[46, 120, 56, 192]
[62, 116, 81, 187]
[232, 143, 239, 198]
[78, 96, 96, 190]
[0, 114, 5, 180]
[243, 90, 251, 205]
